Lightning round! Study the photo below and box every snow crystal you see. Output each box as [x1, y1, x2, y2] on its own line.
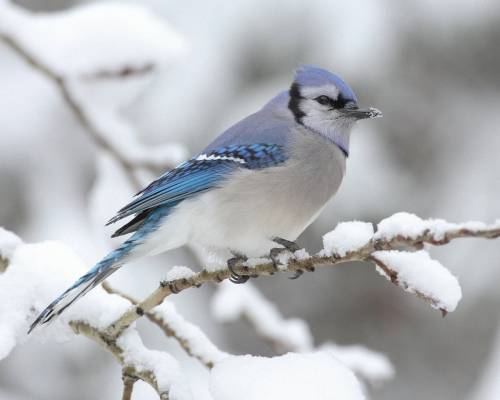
[153, 301, 228, 365]
[212, 282, 313, 352]
[165, 266, 196, 281]
[372, 250, 462, 312]
[0, 227, 22, 262]
[322, 221, 374, 257]
[375, 212, 427, 241]
[320, 343, 395, 385]
[118, 329, 192, 400]
[210, 352, 365, 400]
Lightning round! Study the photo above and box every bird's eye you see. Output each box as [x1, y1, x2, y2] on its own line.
[315, 95, 332, 106]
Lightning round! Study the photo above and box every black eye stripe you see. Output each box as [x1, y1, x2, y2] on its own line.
[331, 95, 349, 108]
[315, 94, 349, 109]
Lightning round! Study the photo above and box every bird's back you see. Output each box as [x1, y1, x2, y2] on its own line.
[204, 91, 293, 151]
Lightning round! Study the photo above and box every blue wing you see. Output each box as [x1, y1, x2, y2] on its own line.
[107, 144, 288, 233]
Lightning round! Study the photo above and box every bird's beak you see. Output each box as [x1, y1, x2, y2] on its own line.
[340, 106, 383, 120]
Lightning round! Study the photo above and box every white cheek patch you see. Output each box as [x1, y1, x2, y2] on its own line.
[300, 84, 340, 100]
[196, 154, 246, 164]
[300, 99, 333, 118]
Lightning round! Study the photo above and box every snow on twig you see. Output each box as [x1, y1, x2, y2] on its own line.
[212, 281, 395, 385]
[0, 2, 188, 189]
[0, 2, 187, 77]
[151, 302, 229, 368]
[212, 281, 314, 353]
[106, 212, 500, 337]
[1, 212, 499, 397]
[72, 321, 192, 400]
[371, 250, 461, 315]
[102, 282, 228, 369]
[320, 343, 395, 386]
[0, 233, 199, 399]
[117, 329, 192, 400]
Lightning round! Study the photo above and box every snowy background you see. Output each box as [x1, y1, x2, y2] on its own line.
[1, 0, 500, 399]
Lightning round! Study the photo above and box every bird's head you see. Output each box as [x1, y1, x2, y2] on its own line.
[288, 65, 382, 135]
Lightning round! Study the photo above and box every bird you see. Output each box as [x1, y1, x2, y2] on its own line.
[29, 65, 382, 333]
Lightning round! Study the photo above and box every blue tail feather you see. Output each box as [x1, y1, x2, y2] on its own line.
[28, 239, 136, 333]
[28, 205, 173, 334]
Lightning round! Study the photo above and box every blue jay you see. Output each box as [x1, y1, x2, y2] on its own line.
[29, 65, 381, 332]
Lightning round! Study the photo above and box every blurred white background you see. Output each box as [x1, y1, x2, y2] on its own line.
[0, 0, 499, 399]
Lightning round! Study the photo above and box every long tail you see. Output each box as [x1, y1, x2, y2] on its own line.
[28, 241, 136, 333]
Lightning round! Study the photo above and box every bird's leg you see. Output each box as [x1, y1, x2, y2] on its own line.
[272, 237, 301, 252]
[227, 252, 249, 284]
[270, 237, 303, 279]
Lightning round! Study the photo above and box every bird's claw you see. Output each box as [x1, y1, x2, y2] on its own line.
[272, 237, 301, 252]
[270, 247, 288, 271]
[168, 282, 180, 294]
[269, 238, 302, 279]
[227, 255, 249, 284]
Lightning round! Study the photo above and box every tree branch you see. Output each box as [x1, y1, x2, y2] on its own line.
[70, 321, 171, 399]
[212, 281, 314, 353]
[0, 32, 173, 189]
[102, 282, 227, 369]
[121, 372, 137, 400]
[105, 221, 500, 338]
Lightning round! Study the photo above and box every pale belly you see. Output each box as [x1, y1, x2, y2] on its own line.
[187, 144, 345, 256]
[140, 135, 346, 259]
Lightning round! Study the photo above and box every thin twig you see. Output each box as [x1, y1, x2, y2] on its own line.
[0, 32, 166, 189]
[0, 256, 8, 273]
[121, 372, 137, 400]
[82, 64, 155, 81]
[102, 282, 225, 368]
[105, 224, 500, 338]
[70, 321, 169, 399]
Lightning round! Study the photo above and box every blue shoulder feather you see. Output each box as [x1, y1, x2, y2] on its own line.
[107, 143, 288, 226]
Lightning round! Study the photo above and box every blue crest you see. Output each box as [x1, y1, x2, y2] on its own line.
[294, 65, 357, 102]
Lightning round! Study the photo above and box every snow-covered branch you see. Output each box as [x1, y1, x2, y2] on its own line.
[0, 230, 196, 399]
[212, 281, 314, 353]
[212, 281, 395, 386]
[107, 213, 500, 337]
[102, 282, 228, 369]
[71, 321, 192, 400]
[0, 2, 187, 189]
[1, 212, 498, 398]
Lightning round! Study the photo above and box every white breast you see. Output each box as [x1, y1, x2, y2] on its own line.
[139, 130, 347, 259]
[194, 131, 345, 256]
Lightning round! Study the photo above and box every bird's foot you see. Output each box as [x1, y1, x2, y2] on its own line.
[227, 254, 249, 284]
[270, 237, 303, 279]
[272, 237, 301, 252]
